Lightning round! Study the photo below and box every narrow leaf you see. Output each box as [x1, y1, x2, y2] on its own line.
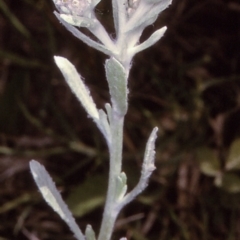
[98, 109, 111, 146]
[142, 127, 158, 178]
[129, 27, 167, 55]
[105, 103, 112, 125]
[105, 58, 128, 116]
[0, 0, 30, 38]
[112, 0, 119, 34]
[116, 172, 128, 200]
[85, 225, 96, 240]
[54, 56, 99, 120]
[54, 12, 113, 56]
[126, 0, 171, 33]
[121, 127, 157, 206]
[29, 160, 84, 240]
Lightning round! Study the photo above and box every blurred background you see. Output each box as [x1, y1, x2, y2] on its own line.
[0, 0, 240, 239]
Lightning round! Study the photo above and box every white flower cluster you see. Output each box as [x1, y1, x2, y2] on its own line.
[127, 0, 140, 17]
[53, 0, 91, 16]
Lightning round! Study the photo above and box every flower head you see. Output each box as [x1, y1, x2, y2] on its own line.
[53, 0, 91, 16]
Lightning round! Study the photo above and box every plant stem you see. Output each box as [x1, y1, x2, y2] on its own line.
[98, 114, 124, 240]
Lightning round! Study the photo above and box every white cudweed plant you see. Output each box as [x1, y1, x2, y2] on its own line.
[30, 0, 172, 239]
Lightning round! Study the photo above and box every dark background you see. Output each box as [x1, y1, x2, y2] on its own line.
[1, 0, 240, 239]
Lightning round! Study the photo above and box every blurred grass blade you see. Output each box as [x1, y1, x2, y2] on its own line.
[0, 0, 30, 38]
[226, 138, 240, 170]
[0, 50, 48, 69]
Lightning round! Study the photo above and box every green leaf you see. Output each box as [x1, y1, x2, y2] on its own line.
[196, 147, 220, 177]
[215, 172, 240, 193]
[105, 58, 128, 116]
[66, 175, 107, 217]
[226, 138, 240, 170]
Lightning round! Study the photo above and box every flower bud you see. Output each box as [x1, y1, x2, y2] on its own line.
[127, 0, 140, 16]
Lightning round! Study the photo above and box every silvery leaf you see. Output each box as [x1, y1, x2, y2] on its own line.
[142, 127, 158, 178]
[30, 160, 84, 240]
[105, 58, 128, 116]
[116, 172, 127, 200]
[85, 225, 96, 240]
[126, 0, 171, 33]
[120, 128, 158, 207]
[54, 56, 99, 120]
[129, 27, 167, 55]
[98, 109, 111, 146]
[54, 12, 113, 56]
